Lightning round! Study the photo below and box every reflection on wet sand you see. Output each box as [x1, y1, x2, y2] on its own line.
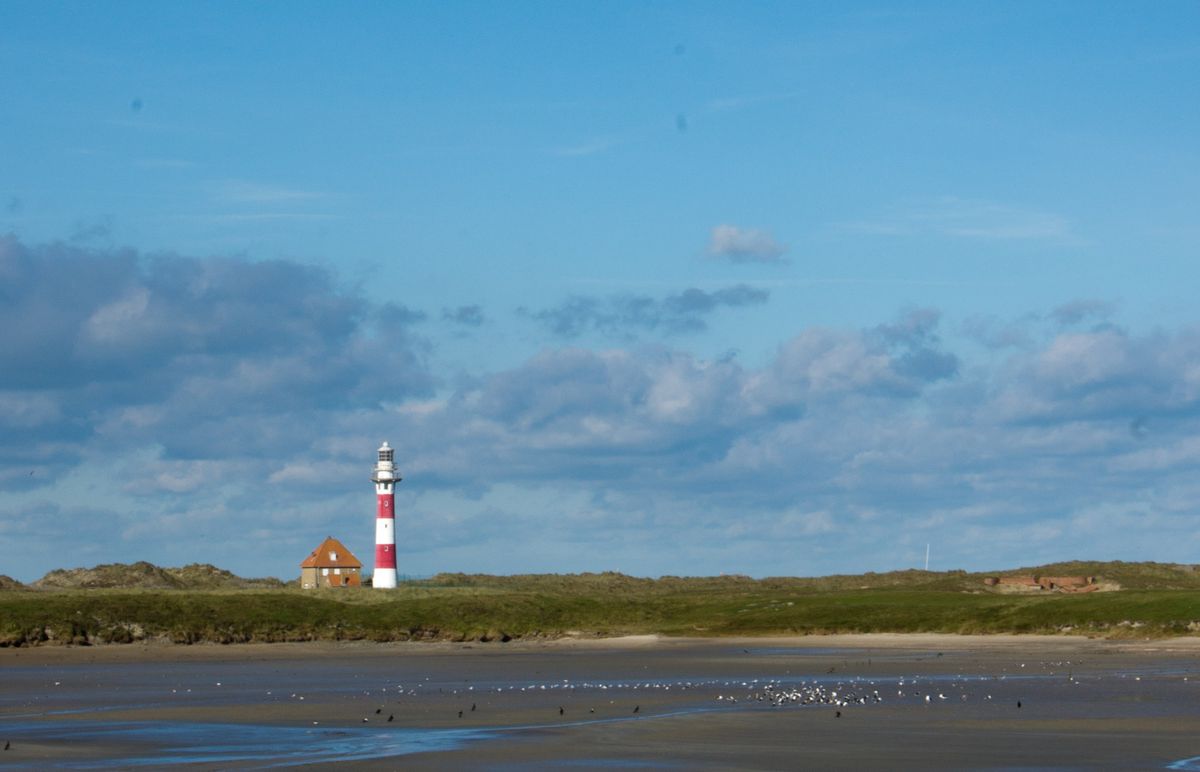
[1, 635, 1198, 769]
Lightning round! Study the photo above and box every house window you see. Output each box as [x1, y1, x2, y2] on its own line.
[334, 568, 341, 575]
[330, 552, 338, 561]
[322, 568, 329, 576]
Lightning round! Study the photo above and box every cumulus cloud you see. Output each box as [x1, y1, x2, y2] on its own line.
[871, 308, 959, 384]
[393, 309, 961, 504]
[379, 301, 427, 326]
[963, 301, 1121, 353]
[707, 224, 787, 263]
[6, 234, 1200, 581]
[443, 304, 485, 327]
[382, 310, 1200, 575]
[70, 216, 114, 243]
[1050, 299, 1117, 327]
[523, 285, 769, 338]
[962, 314, 1037, 350]
[0, 235, 432, 480]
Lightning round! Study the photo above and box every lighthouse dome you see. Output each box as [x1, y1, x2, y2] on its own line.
[372, 441, 400, 483]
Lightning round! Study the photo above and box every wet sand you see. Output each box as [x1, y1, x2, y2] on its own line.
[2, 635, 1199, 769]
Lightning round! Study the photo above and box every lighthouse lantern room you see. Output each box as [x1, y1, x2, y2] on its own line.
[371, 441, 400, 588]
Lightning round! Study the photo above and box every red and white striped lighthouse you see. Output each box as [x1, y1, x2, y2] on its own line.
[371, 441, 400, 589]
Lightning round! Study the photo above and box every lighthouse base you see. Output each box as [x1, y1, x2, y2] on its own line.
[373, 568, 397, 589]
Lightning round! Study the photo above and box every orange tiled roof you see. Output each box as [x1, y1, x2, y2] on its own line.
[300, 536, 363, 569]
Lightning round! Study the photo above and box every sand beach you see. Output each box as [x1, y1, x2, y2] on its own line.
[2, 635, 1199, 769]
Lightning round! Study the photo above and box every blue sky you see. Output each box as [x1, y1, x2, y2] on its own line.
[2, 2, 1199, 581]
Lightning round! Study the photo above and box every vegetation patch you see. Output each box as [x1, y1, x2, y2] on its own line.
[1, 560, 1198, 647]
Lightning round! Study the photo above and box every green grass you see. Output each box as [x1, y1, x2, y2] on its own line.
[2, 574, 1199, 646]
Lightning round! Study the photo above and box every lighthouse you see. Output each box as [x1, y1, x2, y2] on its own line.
[371, 441, 400, 589]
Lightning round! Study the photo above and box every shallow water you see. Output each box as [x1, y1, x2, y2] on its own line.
[2, 641, 1198, 769]
[0, 720, 495, 768]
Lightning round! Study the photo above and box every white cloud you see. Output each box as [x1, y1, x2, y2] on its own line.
[8, 235, 1200, 581]
[0, 392, 61, 428]
[82, 287, 151, 345]
[707, 224, 787, 263]
[523, 285, 769, 338]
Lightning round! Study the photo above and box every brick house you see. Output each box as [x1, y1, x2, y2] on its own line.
[986, 575, 1097, 592]
[300, 536, 363, 588]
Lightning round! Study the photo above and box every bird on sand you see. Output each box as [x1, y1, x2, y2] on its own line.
[387, 714, 394, 722]
[458, 710, 463, 718]
[1017, 701, 1022, 708]
[4, 741, 9, 751]
[835, 711, 841, 718]
[633, 705, 640, 714]
[471, 703, 476, 711]
[559, 706, 564, 716]
[375, 708, 381, 714]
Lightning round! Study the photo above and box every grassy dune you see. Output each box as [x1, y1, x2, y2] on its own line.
[2, 564, 1199, 646]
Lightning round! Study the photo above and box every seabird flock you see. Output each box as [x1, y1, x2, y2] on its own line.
[340, 669, 1051, 726]
[123, 659, 1101, 731]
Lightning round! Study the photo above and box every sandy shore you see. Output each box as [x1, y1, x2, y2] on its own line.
[5, 631, 1200, 665]
[3, 634, 1199, 769]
